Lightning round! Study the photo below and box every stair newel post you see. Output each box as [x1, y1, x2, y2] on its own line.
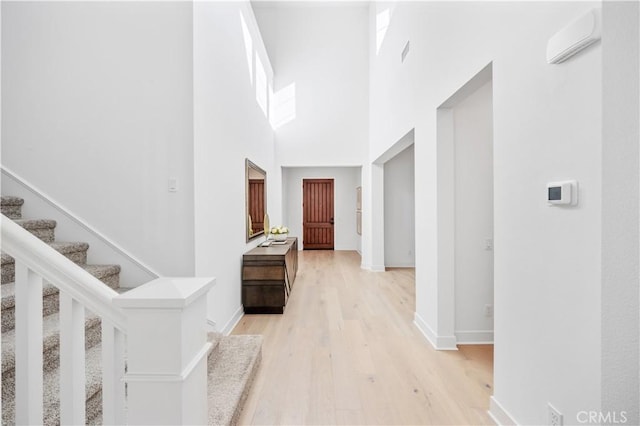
[113, 277, 216, 425]
[14, 261, 44, 425]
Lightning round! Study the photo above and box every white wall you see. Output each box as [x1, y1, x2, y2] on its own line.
[2, 2, 195, 277]
[383, 144, 415, 267]
[369, 1, 603, 424]
[601, 1, 639, 423]
[193, 1, 277, 333]
[453, 80, 494, 343]
[282, 167, 360, 251]
[253, 3, 369, 167]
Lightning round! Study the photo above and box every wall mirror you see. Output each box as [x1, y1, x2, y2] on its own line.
[246, 159, 267, 242]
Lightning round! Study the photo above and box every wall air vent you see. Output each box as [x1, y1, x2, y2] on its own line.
[547, 8, 601, 64]
[401, 40, 410, 63]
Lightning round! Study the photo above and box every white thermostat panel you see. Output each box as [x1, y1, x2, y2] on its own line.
[547, 180, 578, 206]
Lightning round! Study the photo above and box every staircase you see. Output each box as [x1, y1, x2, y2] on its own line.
[1, 195, 262, 425]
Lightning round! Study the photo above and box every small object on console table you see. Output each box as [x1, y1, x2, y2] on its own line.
[242, 237, 298, 314]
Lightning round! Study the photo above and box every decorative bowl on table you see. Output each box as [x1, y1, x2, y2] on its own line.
[270, 226, 289, 241]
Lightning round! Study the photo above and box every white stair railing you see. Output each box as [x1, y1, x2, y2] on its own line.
[1, 214, 215, 424]
[3, 215, 128, 423]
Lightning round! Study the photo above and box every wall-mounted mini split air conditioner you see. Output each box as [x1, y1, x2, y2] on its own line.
[546, 8, 601, 64]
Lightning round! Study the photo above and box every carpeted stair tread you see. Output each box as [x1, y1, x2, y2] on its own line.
[1, 197, 24, 220]
[12, 219, 57, 243]
[82, 264, 121, 291]
[1, 342, 103, 426]
[2, 241, 90, 284]
[1, 242, 89, 264]
[1, 196, 24, 206]
[82, 264, 120, 283]
[1, 252, 14, 266]
[207, 334, 262, 426]
[13, 218, 56, 230]
[48, 241, 91, 257]
[2, 310, 101, 374]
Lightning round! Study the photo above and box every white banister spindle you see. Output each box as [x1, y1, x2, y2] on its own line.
[102, 320, 126, 425]
[59, 292, 86, 424]
[114, 277, 216, 425]
[14, 261, 43, 425]
[0, 312, 2, 426]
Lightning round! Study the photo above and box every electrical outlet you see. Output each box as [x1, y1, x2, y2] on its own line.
[168, 178, 178, 192]
[484, 304, 493, 318]
[548, 403, 563, 426]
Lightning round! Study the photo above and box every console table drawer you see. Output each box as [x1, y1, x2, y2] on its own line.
[242, 284, 287, 314]
[242, 265, 285, 281]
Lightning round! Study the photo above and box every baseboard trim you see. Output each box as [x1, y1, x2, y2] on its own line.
[414, 312, 458, 350]
[489, 396, 517, 426]
[220, 305, 244, 336]
[455, 330, 494, 344]
[360, 262, 386, 272]
[1, 166, 161, 280]
[385, 262, 416, 268]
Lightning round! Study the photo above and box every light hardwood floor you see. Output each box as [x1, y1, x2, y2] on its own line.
[233, 250, 494, 425]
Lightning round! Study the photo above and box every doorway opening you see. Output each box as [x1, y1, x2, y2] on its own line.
[384, 144, 415, 268]
[370, 128, 416, 270]
[436, 63, 494, 346]
[303, 178, 335, 250]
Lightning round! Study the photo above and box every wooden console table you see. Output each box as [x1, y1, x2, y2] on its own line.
[242, 237, 298, 314]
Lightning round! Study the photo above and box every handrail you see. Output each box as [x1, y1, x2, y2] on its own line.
[1, 215, 127, 331]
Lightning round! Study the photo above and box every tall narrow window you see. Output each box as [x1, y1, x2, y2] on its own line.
[376, 8, 390, 55]
[240, 12, 253, 84]
[255, 54, 268, 117]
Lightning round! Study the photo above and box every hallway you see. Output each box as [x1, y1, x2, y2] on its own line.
[233, 250, 493, 425]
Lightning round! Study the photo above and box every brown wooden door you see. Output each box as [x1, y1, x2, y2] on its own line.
[248, 179, 265, 235]
[303, 179, 334, 250]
